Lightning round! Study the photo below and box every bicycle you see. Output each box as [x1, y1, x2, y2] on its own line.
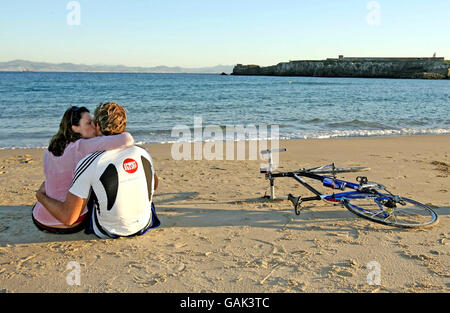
[260, 148, 438, 228]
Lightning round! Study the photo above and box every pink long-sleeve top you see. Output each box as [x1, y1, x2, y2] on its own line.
[33, 133, 134, 226]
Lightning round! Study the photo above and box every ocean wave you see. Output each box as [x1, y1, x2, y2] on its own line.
[293, 128, 450, 139]
[2, 128, 449, 149]
[326, 119, 396, 130]
[133, 127, 450, 144]
[301, 118, 324, 124]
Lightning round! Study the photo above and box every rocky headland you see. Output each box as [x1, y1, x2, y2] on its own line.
[232, 56, 450, 79]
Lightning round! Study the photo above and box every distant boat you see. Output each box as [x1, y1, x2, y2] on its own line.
[19, 67, 36, 72]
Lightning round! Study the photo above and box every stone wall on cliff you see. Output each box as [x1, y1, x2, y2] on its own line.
[232, 58, 449, 79]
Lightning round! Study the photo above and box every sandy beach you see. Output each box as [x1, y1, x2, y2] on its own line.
[0, 135, 449, 293]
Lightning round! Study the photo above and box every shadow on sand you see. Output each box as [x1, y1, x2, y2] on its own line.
[1, 195, 447, 246]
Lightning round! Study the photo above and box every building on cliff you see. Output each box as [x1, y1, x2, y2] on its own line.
[232, 56, 449, 79]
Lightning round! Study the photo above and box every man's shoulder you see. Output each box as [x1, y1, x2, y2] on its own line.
[124, 145, 152, 157]
[76, 145, 151, 167]
[133, 144, 150, 153]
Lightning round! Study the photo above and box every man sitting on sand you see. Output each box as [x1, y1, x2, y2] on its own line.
[36, 102, 160, 238]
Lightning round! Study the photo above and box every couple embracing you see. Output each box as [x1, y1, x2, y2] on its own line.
[34, 102, 160, 239]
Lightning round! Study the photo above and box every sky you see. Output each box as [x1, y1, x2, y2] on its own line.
[0, 0, 449, 67]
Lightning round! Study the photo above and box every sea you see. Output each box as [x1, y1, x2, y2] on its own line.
[0, 72, 449, 149]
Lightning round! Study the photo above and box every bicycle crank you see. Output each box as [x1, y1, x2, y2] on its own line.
[288, 194, 303, 215]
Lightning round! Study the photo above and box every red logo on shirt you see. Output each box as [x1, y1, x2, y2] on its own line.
[123, 158, 138, 174]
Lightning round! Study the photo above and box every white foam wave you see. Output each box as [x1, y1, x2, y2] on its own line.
[291, 128, 450, 139]
[2, 128, 449, 149]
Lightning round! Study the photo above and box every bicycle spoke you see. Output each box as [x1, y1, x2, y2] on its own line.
[344, 194, 438, 228]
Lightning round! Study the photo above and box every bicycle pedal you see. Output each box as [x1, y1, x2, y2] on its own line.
[295, 204, 302, 215]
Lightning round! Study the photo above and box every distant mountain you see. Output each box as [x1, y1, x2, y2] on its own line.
[0, 60, 234, 74]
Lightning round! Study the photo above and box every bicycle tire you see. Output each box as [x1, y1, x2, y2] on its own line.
[342, 193, 438, 228]
[308, 166, 370, 174]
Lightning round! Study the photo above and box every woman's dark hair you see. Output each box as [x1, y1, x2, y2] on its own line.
[48, 106, 90, 156]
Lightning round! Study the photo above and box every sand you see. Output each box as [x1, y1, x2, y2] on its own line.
[0, 135, 449, 293]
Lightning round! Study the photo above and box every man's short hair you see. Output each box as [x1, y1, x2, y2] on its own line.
[94, 102, 127, 135]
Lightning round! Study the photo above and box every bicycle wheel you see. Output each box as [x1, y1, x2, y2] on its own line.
[308, 166, 370, 174]
[342, 193, 438, 228]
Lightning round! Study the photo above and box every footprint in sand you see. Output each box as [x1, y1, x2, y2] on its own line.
[401, 251, 435, 262]
[431, 161, 449, 177]
[169, 242, 187, 249]
[127, 261, 145, 270]
[336, 269, 353, 277]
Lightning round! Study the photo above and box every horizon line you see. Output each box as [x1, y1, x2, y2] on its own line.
[0, 59, 236, 69]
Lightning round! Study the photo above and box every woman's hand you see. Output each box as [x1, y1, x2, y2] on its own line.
[35, 190, 43, 202]
[38, 181, 46, 195]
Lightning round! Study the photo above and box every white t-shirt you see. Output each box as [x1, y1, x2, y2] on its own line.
[69, 145, 157, 237]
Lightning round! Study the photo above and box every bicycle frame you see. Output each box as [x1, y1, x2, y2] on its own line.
[267, 170, 360, 202]
[265, 170, 392, 218]
[261, 148, 391, 213]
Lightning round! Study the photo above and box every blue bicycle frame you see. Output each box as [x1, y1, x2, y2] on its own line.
[267, 170, 391, 218]
[324, 191, 392, 219]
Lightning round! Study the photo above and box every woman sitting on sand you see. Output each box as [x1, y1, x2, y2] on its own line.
[32, 105, 134, 233]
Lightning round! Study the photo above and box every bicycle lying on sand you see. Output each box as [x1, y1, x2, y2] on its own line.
[260, 148, 438, 228]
